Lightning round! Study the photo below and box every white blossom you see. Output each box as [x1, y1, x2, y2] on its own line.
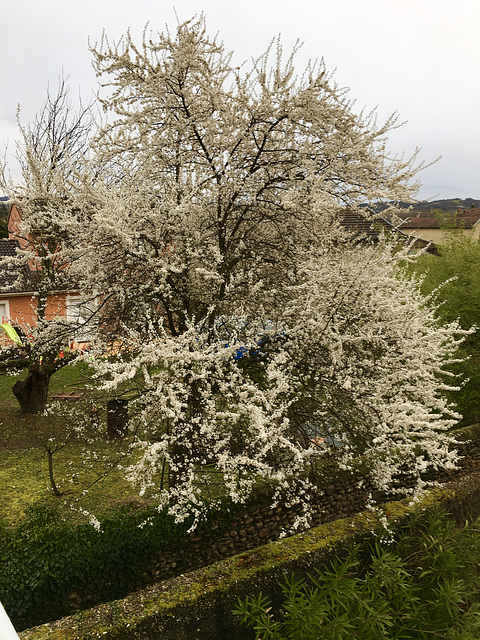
[1, 16, 468, 526]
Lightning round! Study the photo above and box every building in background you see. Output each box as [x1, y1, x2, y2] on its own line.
[399, 208, 480, 244]
[0, 203, 84, 346]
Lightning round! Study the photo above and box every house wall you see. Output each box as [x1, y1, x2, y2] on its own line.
[6, 293, 68, 324]
[0, 293, 68, 345]
[1, 205, 80, 346]
[401, 225, 480, 244]
[7, 204, 28, 248]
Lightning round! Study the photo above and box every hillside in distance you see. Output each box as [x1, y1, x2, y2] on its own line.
[369, 198, 480, 219]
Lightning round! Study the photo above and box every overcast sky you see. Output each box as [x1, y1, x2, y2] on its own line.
[1, 0, 479, 201]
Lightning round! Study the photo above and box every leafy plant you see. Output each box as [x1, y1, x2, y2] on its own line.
[235, 506, 480, 639]
[0, 498, 238, 631]
[412, 235, 480, 424]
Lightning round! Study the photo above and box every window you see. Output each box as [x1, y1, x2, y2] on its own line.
[0, 300, 10, 323]
[66, 296, 97, 342]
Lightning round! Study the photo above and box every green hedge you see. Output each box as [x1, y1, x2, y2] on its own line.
[0, 500, 238, 632]
[5, 457, 480, 634]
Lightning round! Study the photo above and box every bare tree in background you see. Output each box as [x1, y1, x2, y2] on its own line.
[0, 78, 95, 413]
[16, 75, 92, 187]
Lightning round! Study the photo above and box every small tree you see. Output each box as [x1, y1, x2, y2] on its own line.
[0, 200, 8, 238]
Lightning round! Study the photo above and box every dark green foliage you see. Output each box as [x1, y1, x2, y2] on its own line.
[0, 201, 9, 237]
[412, 235, 480, 424]
[0, 499, 238, 631]
[235, 506, 480, 639]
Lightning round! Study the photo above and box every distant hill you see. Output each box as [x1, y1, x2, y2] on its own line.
[366, 198, 480, 219]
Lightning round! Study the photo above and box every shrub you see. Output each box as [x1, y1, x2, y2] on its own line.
[0, 499, 237, 631]
[235, 505, 480, 639]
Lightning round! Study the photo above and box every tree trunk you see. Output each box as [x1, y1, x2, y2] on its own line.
[107, 398, 129, 439]
[45, 445, 62, 496]
[12, 368, 51, 414]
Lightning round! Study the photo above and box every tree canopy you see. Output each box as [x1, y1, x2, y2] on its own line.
[82, 18, 422, 337]
[0, 16, 466, 525]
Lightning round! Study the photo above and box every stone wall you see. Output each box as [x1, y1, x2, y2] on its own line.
[16, 425, 480, 630]
[20, 482, 480, 640]
[138, 454, 479, 586]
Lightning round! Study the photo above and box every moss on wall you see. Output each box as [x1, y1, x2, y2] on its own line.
[18, 486, 461, 640]
[452, 422, 480, 443]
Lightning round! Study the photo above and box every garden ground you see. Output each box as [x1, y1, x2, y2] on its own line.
[0, 363, 157, 525]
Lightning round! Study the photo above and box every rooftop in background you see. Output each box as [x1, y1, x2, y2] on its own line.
[397, 208, 480, 245]
[0, 239, 18, 258]
[340, 210, 436, 253]
[0, 239, 28, 292]
[340, 210, 403, 237]
[399, 208, 480, 230]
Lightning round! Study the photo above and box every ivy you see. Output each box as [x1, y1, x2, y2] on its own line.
[0, 498, 238, 631]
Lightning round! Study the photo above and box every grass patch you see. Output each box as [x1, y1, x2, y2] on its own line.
[0, 362, 160, 525]
[0, 360, 275, 526]
[0, 441, 153, 524]
[0, 360, 239, 526]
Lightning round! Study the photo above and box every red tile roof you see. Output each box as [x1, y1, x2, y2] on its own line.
[339, 210, 436, 253]
[400, 208, 480, 230]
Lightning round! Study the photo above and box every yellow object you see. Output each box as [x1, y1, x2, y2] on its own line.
[0, 323, 22, 345]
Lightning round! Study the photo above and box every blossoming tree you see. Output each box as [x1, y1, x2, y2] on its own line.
[66, 16, 465, 523]
[3, 16, 467, 523]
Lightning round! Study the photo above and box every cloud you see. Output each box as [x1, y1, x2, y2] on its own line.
[1, 0, 478, 199]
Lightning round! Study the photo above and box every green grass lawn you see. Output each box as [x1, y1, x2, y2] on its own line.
[0, 361, 325, 528]
[0, 361, 235, 526]
[0, 362, 158, 525]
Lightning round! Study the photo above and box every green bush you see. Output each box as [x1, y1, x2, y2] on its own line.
[0, 499, 237, 631]
[235, 505, 480, 639]
[411, 235, 480, 424]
